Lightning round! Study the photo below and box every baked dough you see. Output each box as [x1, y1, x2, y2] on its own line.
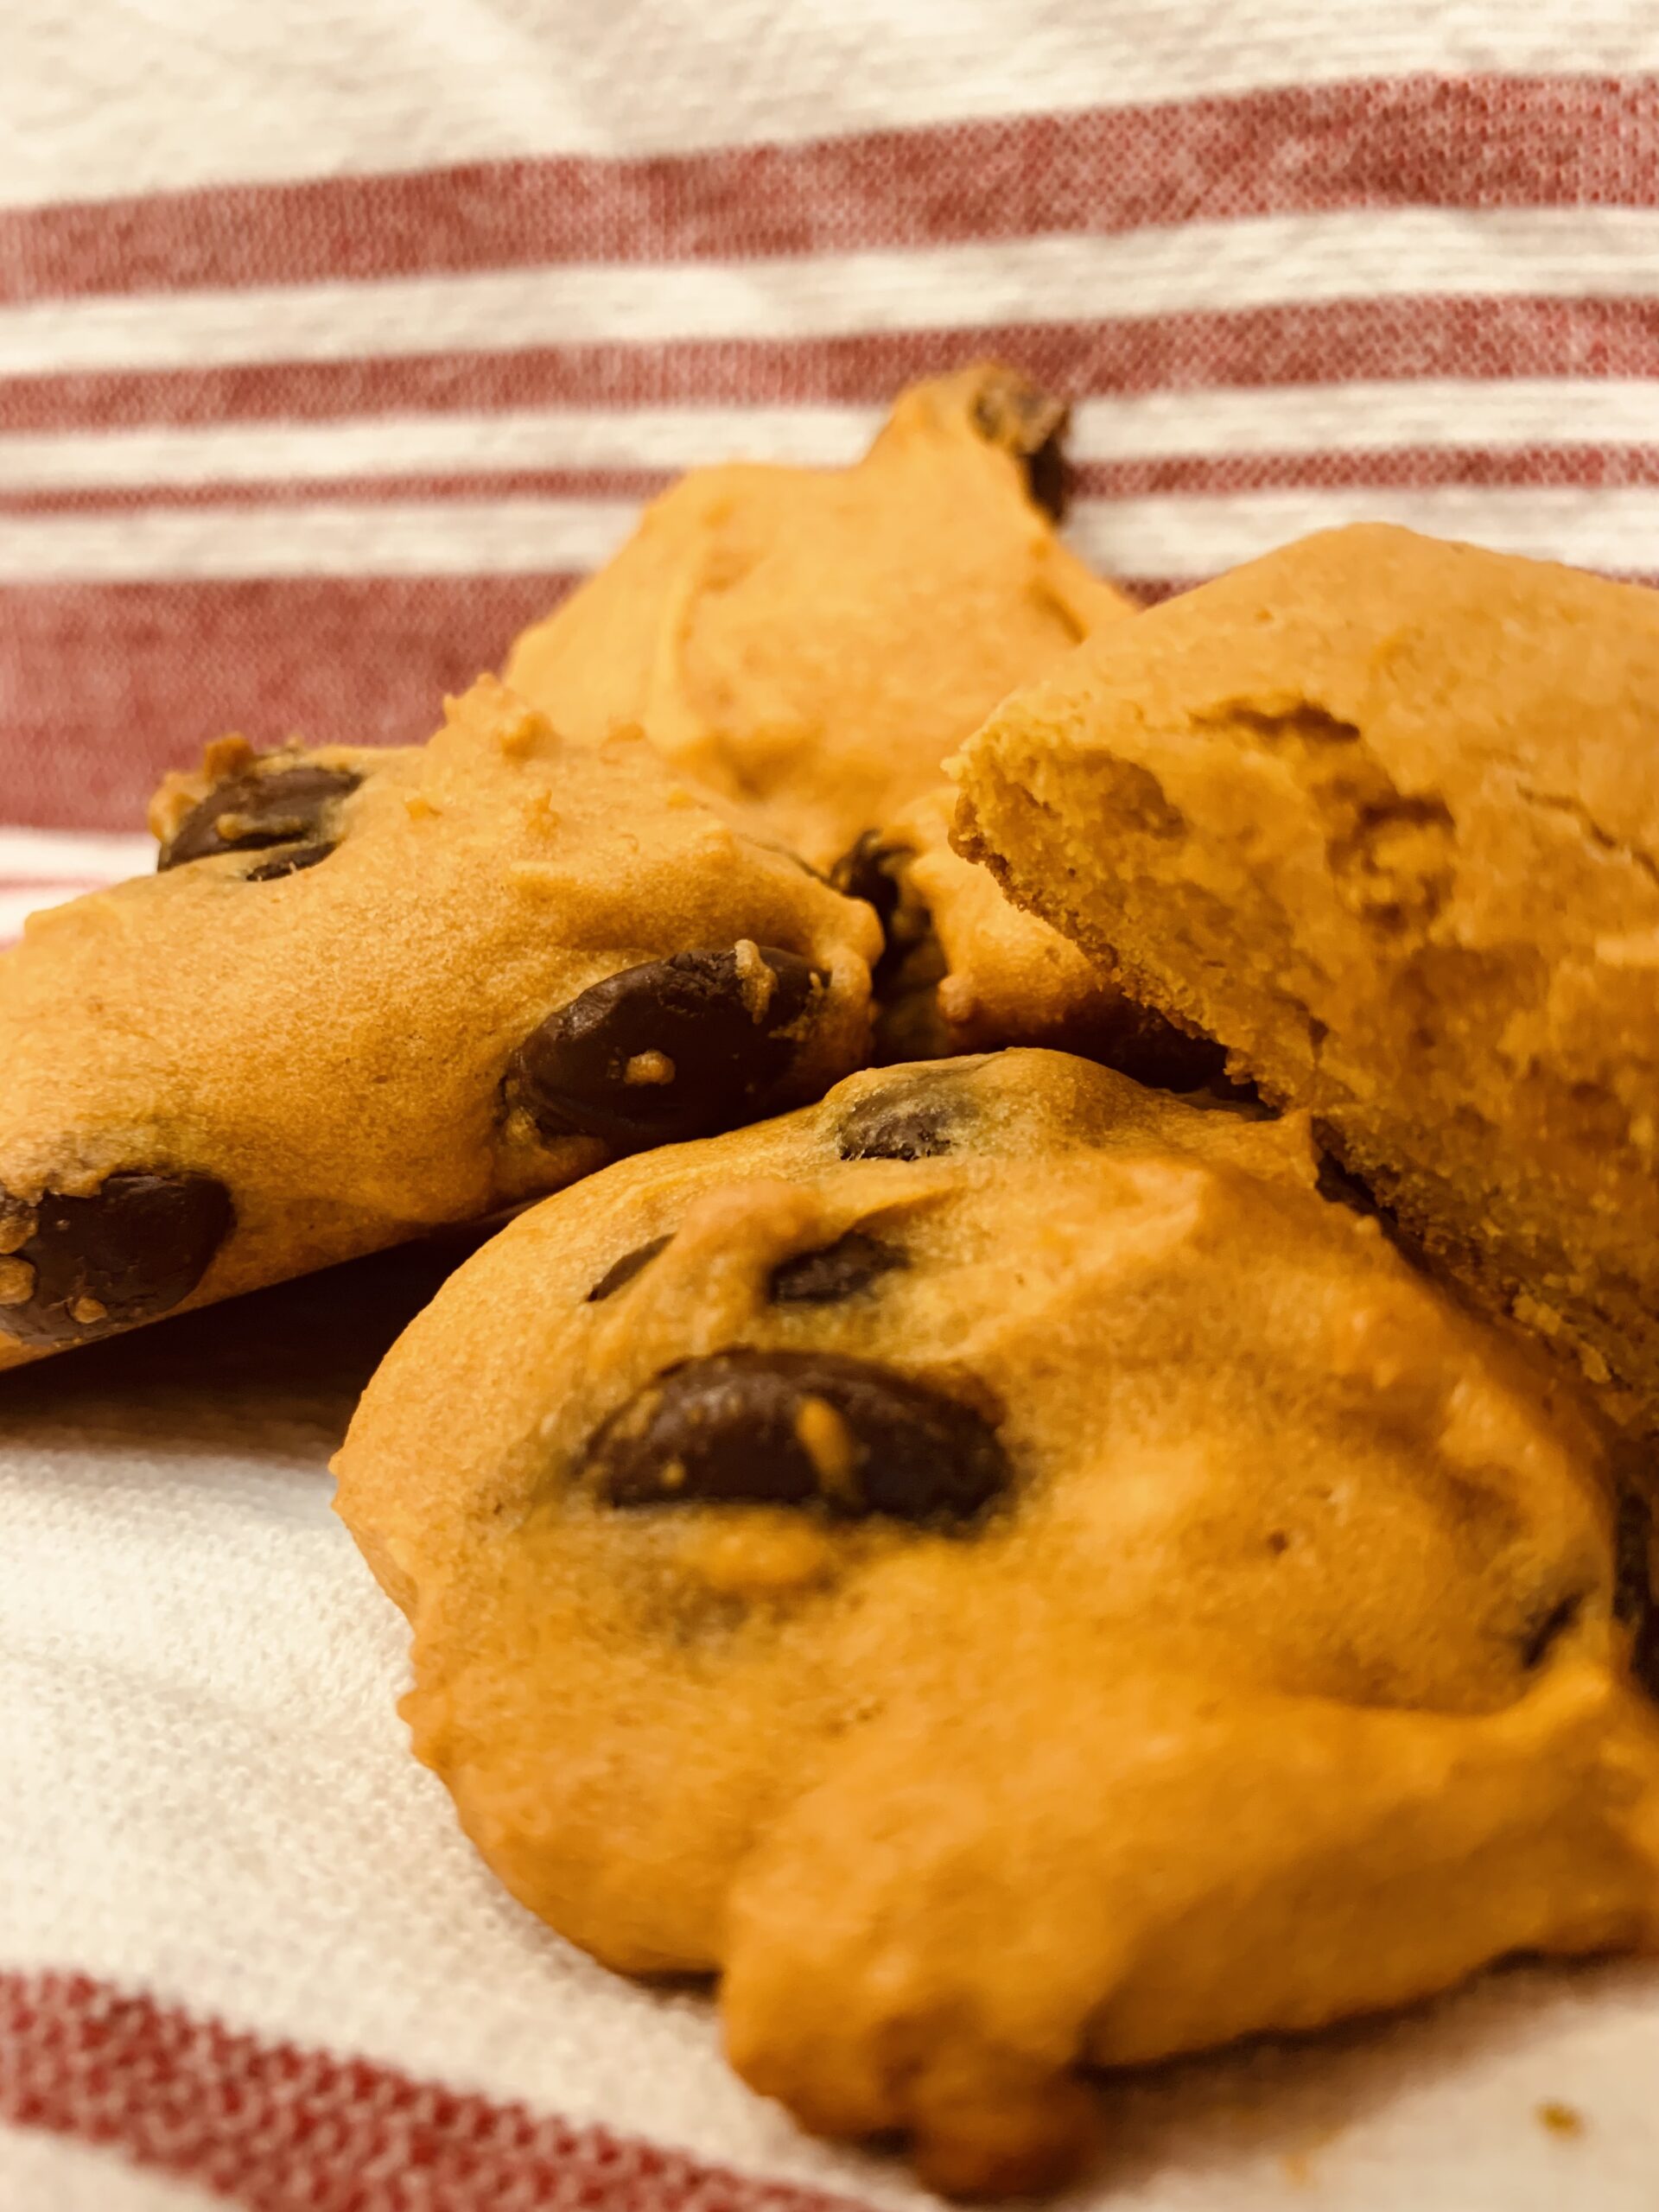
[837, 785, 1224, 1084]
[0, 677, 875, 1367]
[334, 1046, 1659, 2195]
[503, 365, 1132, 870]
[956, 524, 1659, 1423]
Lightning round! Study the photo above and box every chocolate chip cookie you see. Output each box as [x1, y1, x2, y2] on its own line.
[956, 524, 1659, 1425]
[334, 1047, 1659, 2195]
[834, 785, 1224, 1084]
[0, 677, 876, 1368]
[503, 365, 1131, 870]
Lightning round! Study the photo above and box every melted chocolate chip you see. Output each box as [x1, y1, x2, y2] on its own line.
[0, 1172, 232, 1346]
[244, 841, 337, 882]
[158, 763, 360, 871]
[970, 374, 1072, 523]
[583, 1348, 1009, 1526]
[505, 947, 827, 1152]
[587, 1235, 673, 1303]
[837, 1078, 964, 1162]
[769, 1232, 905, 1305]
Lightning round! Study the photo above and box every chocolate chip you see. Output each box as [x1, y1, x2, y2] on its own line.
[837, 1076, 964, 1162]
[243, 841, 337, 882]
[0, 1172, 232, 1346]
[505, 947, 828, 1152]
[830, 832, 905, 940]
[582, 1349, 1009, 1526]
[158, 763, 360, 871]
[828, 830, 942, 1020]
[587, 1234, 673, 1303]
[970, 373, 1073, 522]
[769, 1232, 905, 1304]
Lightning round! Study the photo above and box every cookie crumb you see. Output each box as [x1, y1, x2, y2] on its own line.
[733, 938, 777, 1021]
[497, 709, 546, 759]
[1537, 2101, 1585, 2138]
[0, 1256, 35, 1306]
[624, 1051, 676, 1087]
[202, 733, 256, 781]
[794, 1395, 860, 1502]
[68, 1295, 107, 1325]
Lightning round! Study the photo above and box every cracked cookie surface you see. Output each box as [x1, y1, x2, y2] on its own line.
[502, 365, 1131, 871]
[955, 524, 1659, 1423]
[334, 1046, 1659, 2195]
[0, 677, 875, 1367]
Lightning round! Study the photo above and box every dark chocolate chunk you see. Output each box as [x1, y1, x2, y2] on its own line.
[505, 947, 827, 1152]
[583, 1348, 1009, 1526]
[769, 1232, 904, 1305]
[0, 1171, 233, 1346]
[244, 841, 337, 882]
[970, 373, 1073, 523]
[158, 763, 360, 871]
[587, 1234, 673, 1303]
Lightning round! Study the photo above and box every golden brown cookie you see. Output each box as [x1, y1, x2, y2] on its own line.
[834, 785, 1224, 1083]
[334, 1047, 1659, 2196]
[956, 524, 1659, 1423]
[503, 365, 1132, 869]
[0, 677, 876, 1369]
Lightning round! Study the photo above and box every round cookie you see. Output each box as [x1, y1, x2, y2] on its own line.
[334, 1048, 1659, 2195]
[503, 365, 1132, 870]
[0, 677, 877, 1368]
[833, 785, 1224, 1084]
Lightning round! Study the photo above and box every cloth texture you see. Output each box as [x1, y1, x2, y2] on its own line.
[4, 3, 1659, 2203]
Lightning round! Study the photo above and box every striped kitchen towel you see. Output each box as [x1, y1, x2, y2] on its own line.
[4, 4, 1659, 2207]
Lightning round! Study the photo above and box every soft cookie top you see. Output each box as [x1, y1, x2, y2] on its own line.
[503, 365, 1131, 869]
[334, 1046, 1659, 2195]
[0, 678, 876, 1365]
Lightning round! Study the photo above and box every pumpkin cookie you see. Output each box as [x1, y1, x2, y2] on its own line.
[334, 1048, 1659, 2195]
[956, 525, 1659, 1423]
[503, 365, 1131, 870]
[0, 677, 875, 1368]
